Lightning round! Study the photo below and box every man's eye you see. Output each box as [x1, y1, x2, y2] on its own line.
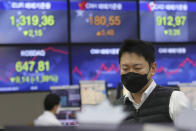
[122, 68, 128, 71]
[135, 68, 142, 70]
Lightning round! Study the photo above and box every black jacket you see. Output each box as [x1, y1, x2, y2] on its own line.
[119, 85, 174, 124]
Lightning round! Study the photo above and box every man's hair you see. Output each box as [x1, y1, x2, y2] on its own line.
[44, 93, 60, 111]
[119, 40, 155, 65]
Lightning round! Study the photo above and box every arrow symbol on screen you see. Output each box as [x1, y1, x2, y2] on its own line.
[23, 30, 28, 36]
[10, 77, 16, 83]
[164, 30, 168, 35]
[96, 31, 101, 37]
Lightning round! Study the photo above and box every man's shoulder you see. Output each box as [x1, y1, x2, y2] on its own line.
[150, 85, 177, 99]
[155, 85, 179, 92]
[34, 113, 61, 126]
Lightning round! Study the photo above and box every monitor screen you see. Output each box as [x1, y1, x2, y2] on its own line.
[56, 110, 78, 126]
[70, 0, 138, 43]
[154, 44, 196, 86]
[50, 85, 81, 109]
[72, 44, 196, 88]
[140, 0, 196, 42]
[0, 45, 69, 92]
[72, 44, 120, 88]
[80, 80, 106, 105]
[0, 0, 68, 44]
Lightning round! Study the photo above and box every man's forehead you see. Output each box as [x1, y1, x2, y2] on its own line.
[120, 52, 146, 61]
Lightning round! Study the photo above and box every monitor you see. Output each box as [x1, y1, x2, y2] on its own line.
[140, 0, 196, 42]
[0, 0, 68, 44]
[70, 0, 138, 43]
[0, 45, 69, 92]
[50, 85, 81, 110]
[72, 44, 196, 88]
[154, 44, 196, 86]
[80, 80, 107, 105]
[71, 44, 120, 88]
[56, 110, 79, 126]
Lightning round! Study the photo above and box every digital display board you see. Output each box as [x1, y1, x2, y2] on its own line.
[0, 0, 68, 44]
[70, 0, 138, 43]
[0, 45, 69, 92]
[72, 45, 120, 88]
[72, 44, 196, 87]
[154, 44, 196, 86]
[140, 1, 196, 42]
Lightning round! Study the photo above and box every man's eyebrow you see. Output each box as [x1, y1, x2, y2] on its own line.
[121, 64, 129, 67]
[133, 64, 143, 66]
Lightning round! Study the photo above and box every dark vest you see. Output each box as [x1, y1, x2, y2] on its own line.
[120, 85, 174, 124]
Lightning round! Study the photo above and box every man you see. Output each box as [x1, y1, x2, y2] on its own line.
[119, 40, 190, 123]
[34, 93, 62, 126]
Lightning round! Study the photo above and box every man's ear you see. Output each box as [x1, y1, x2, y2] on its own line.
[54, 105, 58, 109]
[151, 62, 157, 76]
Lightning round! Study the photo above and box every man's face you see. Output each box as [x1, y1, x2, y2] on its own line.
[120, 52, 156, 80]
[54, 104, 60, 114]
